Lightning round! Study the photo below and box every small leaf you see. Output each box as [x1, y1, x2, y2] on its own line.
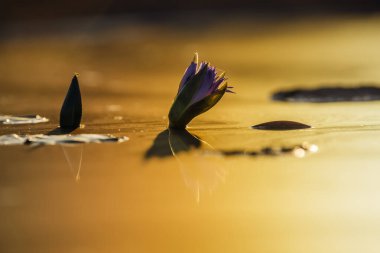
[60, 75, 82, 129]
[252, 121, 311, 130]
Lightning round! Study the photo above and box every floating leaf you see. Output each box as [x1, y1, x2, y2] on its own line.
[0, 134, 128, 146]
[272, 86, 380, 103]
[0, 115, 49, 125]
[252, 121, 311, 130]
[27, 134, 128, 145]
[0, 134, 28, 145]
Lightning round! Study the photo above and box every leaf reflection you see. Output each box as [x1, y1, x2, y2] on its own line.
[61, 144, 83, 182]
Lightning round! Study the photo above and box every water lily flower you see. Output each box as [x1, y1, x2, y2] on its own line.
[168, 53, 233, 129]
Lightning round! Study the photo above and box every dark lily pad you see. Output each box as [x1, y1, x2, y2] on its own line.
[0, 134, 128, 146]
[252, 121, 311, 130]
[272, 86, 380, 103]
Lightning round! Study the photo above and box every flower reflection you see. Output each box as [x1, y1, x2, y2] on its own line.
[169, 130, 227, 202]
[145, 129, 227, 202]
[144, 129, 201, 159]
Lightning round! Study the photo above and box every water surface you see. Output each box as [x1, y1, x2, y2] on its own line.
[1, 15, 380, 253]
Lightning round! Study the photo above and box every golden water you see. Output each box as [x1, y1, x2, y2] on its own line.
[1, 15, 380, 252]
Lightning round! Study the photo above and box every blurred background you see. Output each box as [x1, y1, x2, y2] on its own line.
[3, 2, 380, 253]
[2, 0, 380, 122]
[2, 0, 380, 23]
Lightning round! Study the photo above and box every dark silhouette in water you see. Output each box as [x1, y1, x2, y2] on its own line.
[144, 129, 201, 159]
[46, 127, 76, 135]
[60, 75, 82, 129]
[252, 121, 311, 130]
[273, 85, 380, 103]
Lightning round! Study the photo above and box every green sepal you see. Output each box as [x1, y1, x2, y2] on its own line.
[168, 65, 208, 128]
[169, 82, 227, 129]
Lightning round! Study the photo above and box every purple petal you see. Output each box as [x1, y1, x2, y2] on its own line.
[191, 64, 217, 103]
[210, 76, 226, 93]
[178, 61, 197, 94]
[197, 62, 206, 73]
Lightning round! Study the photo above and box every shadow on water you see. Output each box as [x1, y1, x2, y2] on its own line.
[46, 127, 76, 135]
[144, 128, 201, 159]
[145, 128, 227, 202]
[145, 128, 319, 159]
[144, 128, 318, 202]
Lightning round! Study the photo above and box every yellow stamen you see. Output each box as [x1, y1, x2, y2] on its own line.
[193, 52, 199, 64]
